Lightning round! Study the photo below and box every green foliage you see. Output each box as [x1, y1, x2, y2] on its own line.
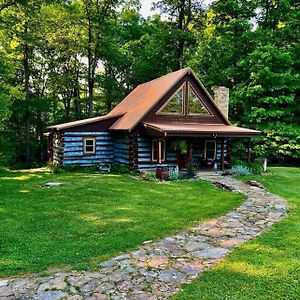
[169, 166, 180, 181]
[171, 140, 188, 154]
[186, 163, 196, 176]
[231, 165, 251, 176]
[140, 171, 159, 182]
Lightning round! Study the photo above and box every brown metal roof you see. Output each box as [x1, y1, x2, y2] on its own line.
[47, 114, 123, 131]
[108, 68, 193, 131]
[144, 122, 261, 137]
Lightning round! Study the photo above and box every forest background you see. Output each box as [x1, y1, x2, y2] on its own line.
[0, 0, 299, 167]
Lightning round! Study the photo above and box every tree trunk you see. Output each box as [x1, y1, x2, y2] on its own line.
[23, 21, 30, 166]
[177, 0, 185, 69]
[87, 17, 94, 117]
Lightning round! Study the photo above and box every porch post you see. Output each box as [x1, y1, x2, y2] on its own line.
[247, 138, 252, 163]
[188, 140, 193, 165]
[221, 138, 225, 171]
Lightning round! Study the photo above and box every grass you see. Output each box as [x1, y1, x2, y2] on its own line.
[174, 167, 300, 300]
[0, 168, 243, 278]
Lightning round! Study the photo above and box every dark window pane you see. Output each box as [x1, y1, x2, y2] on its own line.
[161, 141, 166, 161]
[188, 87, 210, 115]
[152, 140, 158, 160]
[161, 87, 184, 114]
[85, 139, 95, 153]
[86, 140, 94, 146]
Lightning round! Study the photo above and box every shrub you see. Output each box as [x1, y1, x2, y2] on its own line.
[169, 166, 180, 181]
[140, 172, 159, 182]
[231, 165, 251, 176]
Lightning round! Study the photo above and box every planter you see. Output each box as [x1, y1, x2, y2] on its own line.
[156, 166, 169, 180]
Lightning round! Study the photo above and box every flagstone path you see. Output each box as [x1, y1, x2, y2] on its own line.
[0, 175, 288, 300]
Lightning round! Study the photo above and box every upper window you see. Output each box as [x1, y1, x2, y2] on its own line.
[84, 138, 96, 155]
[158, 83, 212, 116]
[188, 86, 210, 115]
[160, 86, 184, 114]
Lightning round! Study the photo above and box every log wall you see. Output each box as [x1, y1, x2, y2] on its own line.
[62, 131, 114, 167]
[113, 134, 130, 166]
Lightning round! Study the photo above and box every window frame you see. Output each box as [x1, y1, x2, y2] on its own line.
[157, 84, 185, 115]
[204, 140, 216, 160]
[187, 83, 211, 115]
[83, 137, 96, 155]
[151, 139, 166, 163]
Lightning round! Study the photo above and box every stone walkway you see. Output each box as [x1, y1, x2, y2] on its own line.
[0, 176, 288, 300]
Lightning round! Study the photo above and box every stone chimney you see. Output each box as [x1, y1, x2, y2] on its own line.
[214, 86, 229, 119]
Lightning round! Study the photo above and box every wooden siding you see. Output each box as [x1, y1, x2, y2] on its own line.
[62, 131, 113, 166]
[113, 134, 130, 165]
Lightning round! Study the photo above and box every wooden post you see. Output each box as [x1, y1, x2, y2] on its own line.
[221, 138, 225, 171]
[247, 138, 251, 164]
[188, 140, 193, 165]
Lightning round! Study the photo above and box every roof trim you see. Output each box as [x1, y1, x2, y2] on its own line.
[143, 122, 261, 137]
[47, 113, 124, 131]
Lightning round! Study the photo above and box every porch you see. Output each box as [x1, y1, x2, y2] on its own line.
[137, 121, 258, 172]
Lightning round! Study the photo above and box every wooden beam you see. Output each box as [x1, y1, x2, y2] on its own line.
[188, 139, 193, 165]
[247, 138, 251, 164]
[221, 138, 225, 171]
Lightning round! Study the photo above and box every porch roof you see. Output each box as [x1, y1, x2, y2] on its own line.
[143, 122, 261, 137]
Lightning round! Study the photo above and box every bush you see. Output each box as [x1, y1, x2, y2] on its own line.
[248, 162, 263, 175]
[231, 165, 251, 176]
[169, 166, 180, 181]
[140, 172, 159, 182]
[48, 164, 64, 174]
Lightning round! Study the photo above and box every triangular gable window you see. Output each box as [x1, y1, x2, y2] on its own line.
[188, 86, 210, 115]
[160, 85, 184, 114]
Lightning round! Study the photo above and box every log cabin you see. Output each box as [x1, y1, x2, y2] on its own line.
[45, 67, 260, 172]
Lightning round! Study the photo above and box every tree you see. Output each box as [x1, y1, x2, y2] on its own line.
[154, 0, 205, 68]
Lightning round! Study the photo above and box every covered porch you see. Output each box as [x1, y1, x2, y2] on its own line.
[142, 122, 260, 172]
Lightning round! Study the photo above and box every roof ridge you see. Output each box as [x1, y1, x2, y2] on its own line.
[139, 67, 190, 87]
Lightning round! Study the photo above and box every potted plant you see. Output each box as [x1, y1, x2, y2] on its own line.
[171, 140, 188, 154]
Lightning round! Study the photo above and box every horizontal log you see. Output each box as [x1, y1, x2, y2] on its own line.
[63, 137, 82, 142]
[114, 154, 129, 160]
[137, 152, 151, 158]
[114, 143, 129, 150]
[114, 158, 129, 164]
[64, 131, 111, 136]
[64, 142, 83, 147]
[63, 159, 113, 165]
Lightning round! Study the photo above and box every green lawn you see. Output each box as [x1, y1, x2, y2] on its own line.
[175, 167, 300, 300]
[0, 168, 243, 278]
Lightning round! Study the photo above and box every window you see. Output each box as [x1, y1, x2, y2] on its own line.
[84, 138, 96, 155]
[160, 85, 184, 114]
[158, 83, 212, 116]
[152, 139, 166, 163]
[205, 140, 216, 160]
[188, 85, 210, 115]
